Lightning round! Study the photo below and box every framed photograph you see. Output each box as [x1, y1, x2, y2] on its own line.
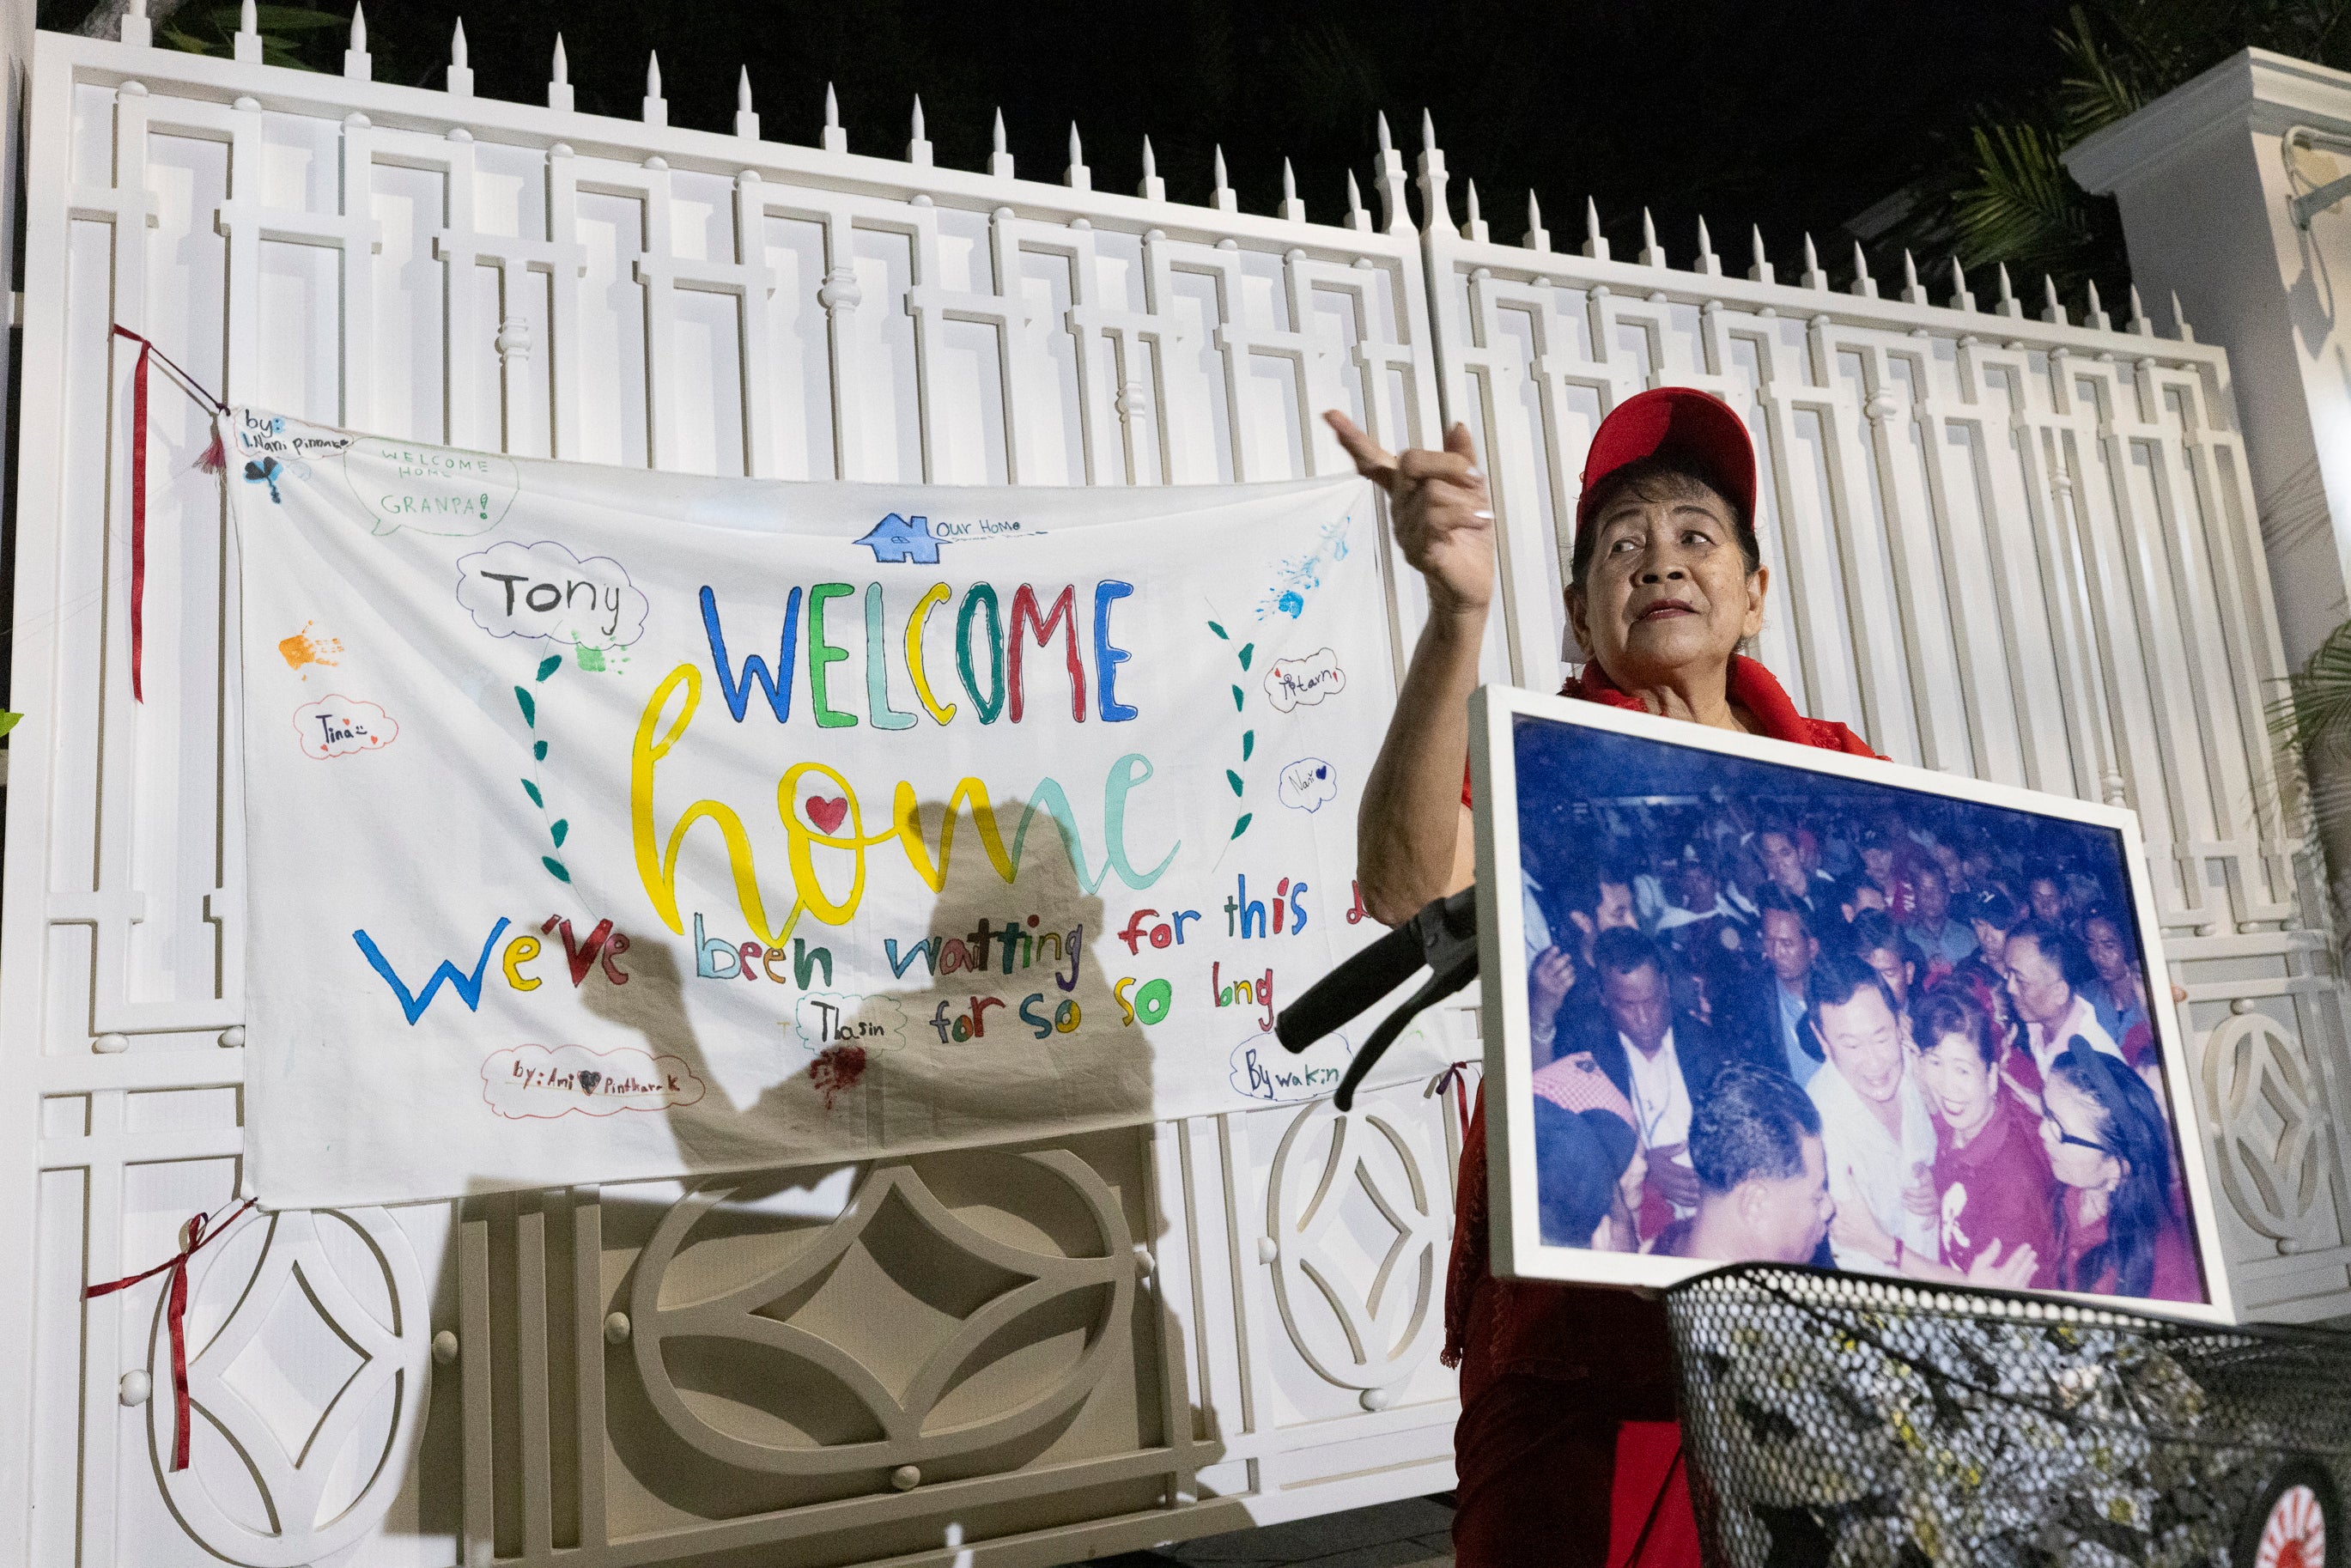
[1469, 684, 2235, 1324]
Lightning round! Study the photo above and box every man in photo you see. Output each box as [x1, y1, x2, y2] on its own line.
[1575, 928, 1736, 1237]
[2004, 919, 2125, 1078]
[1524, 861, 1640, 1067]
[1903, 861, 1978, 971]
[1655, 843, 1753, 957]
[1648, 1064, 1835, 1265]
[1805, 954, 1940, 1273]
[1533, 1098, 1643, 1251]
[1848, 910, 1923, 1019]
[1754, 820, 1821, 914]
[1755, 888, 1821, 1086]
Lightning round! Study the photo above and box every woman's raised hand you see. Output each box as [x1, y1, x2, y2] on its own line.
[1323, 411, 1494, 623]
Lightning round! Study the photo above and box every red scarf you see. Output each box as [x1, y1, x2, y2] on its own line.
[1566, 653, 1876, 757]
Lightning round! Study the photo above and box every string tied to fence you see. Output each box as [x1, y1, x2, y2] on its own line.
[1428, 1059, 1479, 1132]
[83, 1196, 257, 1471]
[109, 324, 228, 704]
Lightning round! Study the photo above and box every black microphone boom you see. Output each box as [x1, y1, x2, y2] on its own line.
[1274, 886, 1479, 1111]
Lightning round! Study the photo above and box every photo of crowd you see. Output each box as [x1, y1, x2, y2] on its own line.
[1509, 714, 2208, 1307]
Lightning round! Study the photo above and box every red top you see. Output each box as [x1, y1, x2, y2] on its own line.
[2054, 1186, 2204, 1304]
[1932, 1091, 2060, 1290]
[1446, 655, 1874, 1400]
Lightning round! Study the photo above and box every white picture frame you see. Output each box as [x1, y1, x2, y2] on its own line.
[1468, 683, 2238, 1326]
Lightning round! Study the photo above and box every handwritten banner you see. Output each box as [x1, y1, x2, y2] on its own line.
[227, 410, 1437, 1208]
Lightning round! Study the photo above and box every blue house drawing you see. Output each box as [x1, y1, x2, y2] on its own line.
[854, 513, 942, 564]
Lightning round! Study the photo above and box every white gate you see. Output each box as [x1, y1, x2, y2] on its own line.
[0, 20, 1476, 1568]
[5, 14, 2349, 1568]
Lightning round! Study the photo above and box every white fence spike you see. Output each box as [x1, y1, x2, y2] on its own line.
[1638, 206, 1664, 267]
[993, 109, 1006, 155]
[1376, 111, 1393, 155]
[1747, 224, 1774, 284]
[1280, 157, 1305, 222]
[1948, 256, 1975, 312]
[1069, 122, 1083, 165]
[905, 95, 929, 165]
[1066, 123, 1089, 191]
[734, 65, 759, 140]
[1694, 216, 1721, 276]
[1466, 179, 1481, 222]
[2172, 289, 2195, 341]
[989, 108, 1013, 179]
[825, 82, 840, 129]
[2129, 283, 2154, 336]
[2040, 275, 2067, 325]
[1139, 134, 1163, 201]
[1582, 197, 1609, 261]
[1525, 190, 1550, 252]
[232, 0, 258, 59]
[641, 50, 665, 126]
[1212, 144, 1236, 211]
[1802, 233, 1828, 289]
[2084, 277, 2111, 329]
[444, 16, 472, 94]
[1528, 189, 1543, 232]
[1696, 214, 1711, 255]
[1462, 178, 1485, 240]
[242, 0, 258, 35]
[1346, 169, 1368, 229]
[1421, 108, 1437, 152]
[343, 0, 370, 78]
[1996, 262, 2022, 318]
[1850, 241, 1878, 298]
[552, 33, 568, 84]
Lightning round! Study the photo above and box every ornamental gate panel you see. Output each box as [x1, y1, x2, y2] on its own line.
[0, 24, 1473, 1568]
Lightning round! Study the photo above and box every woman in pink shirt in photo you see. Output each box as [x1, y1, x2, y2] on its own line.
[1913, 985, 2057, 1289]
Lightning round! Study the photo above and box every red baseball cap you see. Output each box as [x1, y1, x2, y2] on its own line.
[1574, 387, 1757, 542]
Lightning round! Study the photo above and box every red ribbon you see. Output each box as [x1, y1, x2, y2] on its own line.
[108, 325, 227, 705]
[84, 1197, 257, 1471]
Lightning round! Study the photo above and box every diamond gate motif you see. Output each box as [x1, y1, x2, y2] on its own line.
[629, 1149, 1134, 1475]
[1263, 1101, 1445, 1408]
[153, 1208, 433, 1568]
[2203, 1011, 2339, 1249]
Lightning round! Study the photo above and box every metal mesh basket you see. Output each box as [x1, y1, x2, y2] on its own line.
[1662, 1263, 2351, 1567]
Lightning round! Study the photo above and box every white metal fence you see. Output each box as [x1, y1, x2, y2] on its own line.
[0, 13, 2344, 1568]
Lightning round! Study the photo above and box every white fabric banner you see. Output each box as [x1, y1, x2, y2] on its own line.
[227, 410, 1441, 1208]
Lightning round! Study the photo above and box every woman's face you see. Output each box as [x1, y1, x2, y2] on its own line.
[2039, 1075, 2123, 1193]
[1567, 478, 1765, 694]
[1920, 1035, 1995, 1133]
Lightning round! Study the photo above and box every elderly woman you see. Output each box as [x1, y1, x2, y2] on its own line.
[1327, 389, 1872, 1568]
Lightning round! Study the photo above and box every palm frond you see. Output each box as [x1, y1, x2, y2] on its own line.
[1952, 124, 2093, 270]
[2269, 617, 2351, 762]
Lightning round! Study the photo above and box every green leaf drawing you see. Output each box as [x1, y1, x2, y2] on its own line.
[1230, 684, 1244, 712]
[1238, 642, 1254, 672]
[514, 686, 536, 727]
[0, 711, 21, 738]
[536, 655, 562, 682]
[1230, 813, 1253, 839]
[533, 739, 549, 761]
[1242, 730, 1254, 761]
[1226, 769, 1244, 796]
[542, 856, 572, 883]
[522, 779, 544, 807]
[550, 819, 569, 848]
[1208, 620, 1228, 639]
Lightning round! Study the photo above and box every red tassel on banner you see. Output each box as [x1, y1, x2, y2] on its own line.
[108, 325, 228, 704]
[83, 1198, 257, 1471]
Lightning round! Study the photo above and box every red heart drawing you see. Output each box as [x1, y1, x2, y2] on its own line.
[805, 795, 849, 834]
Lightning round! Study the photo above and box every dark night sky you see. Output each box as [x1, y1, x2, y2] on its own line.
[47, 1, 2075, 275]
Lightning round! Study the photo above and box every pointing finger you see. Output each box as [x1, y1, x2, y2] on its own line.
[1322, 410, 1398, 489]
